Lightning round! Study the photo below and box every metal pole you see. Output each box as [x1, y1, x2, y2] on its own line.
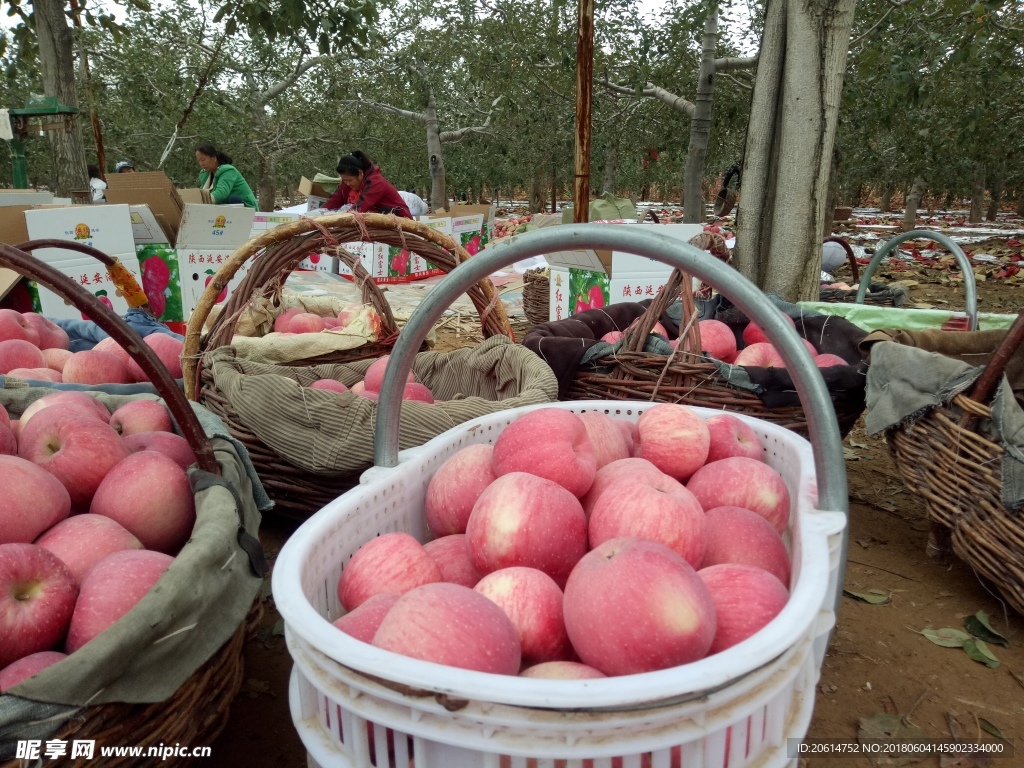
[11, 138, 29, 189]
[573, 0, 595, 224]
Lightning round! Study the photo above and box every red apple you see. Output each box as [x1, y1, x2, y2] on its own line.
[635, 404, 710, 482]
[702, 506, 791, 588]
[6, 367, 62, 383]
[90, 451, 195, 554]
[19, 416, 128, 508]
[336, 305, 362, 328]
[109, 400, 173, 436]
[310, 379, 349, 393]
[0, 310, 37, 344]
[0, 456, 72, 544]
[338, 532, 442, 611]
[19, 392, 111, 433]
[0, 404, 8, 430]
[274, 308, 303, 333]
[563, 537, 716, 675]
[466, 472, 587, 587]
[733, 342, 785, 369]
[802, 338, 818, 356]
[425, 444, 497, 537]
[492, 409, 597, 498]
[63, 350, 132, 385]
[615, 419, 638, 456]
[423, 535, 484, 587]
[474, 567, 573, 664]
[65, 549, 174, 653]
[520, 661, 606, 679]
[350, 381, 379, 401]
[332, 593, 401, 643]
[581, 457, 665, 518]
[126, 334, 184, 382]
[815, 353, 848, 368]
[698, 564, 789, 654]
[0, 651, 67, 691]
[742, 314, 796, 347]
[600, 331, 625, 344]
[35, 514, 143, 584]
[21, 314, 69, 350]
[577, 411, 630, 469]
[289, 313, 326, 334]
[687, 457, 791, 534]
[403, 382, 434, 403]
[0, 340, 45, 374]
[122, 431, 197, 470]
[363, 356, 414, 393]
[0, 423, 14, 455]
[372, 582, 521, 674]
[92, 337, 132, 368]
[322, 317, 341, 329]
[41, 348, 73, 373]
[704, 413, 765, 463]
[18, 403, 105, 449]
[697, 320, 738, 362]
[0, 544, 78, 667]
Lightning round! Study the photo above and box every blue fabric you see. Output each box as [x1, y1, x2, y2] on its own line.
[52, 309, 184, 352]
[0, 376, 171, 395]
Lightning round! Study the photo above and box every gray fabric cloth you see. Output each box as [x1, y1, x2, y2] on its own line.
[0, 385, 271, 512]
[0, 374, 169, 396]
[0, 436, 264, 755]
[205, 335, 558, 476]
[865, 341, 1024, 510]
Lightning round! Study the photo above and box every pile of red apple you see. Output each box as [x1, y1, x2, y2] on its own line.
[306, 354, 436, 404]
[0, 308, 186, 385]
[270, 305, 382, 338]
[0, 392, 200, 691]
[330, 404, 796, 679]
[601, 314, 848, 369]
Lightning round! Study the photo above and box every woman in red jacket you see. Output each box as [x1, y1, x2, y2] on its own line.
[322, 151, 412, 218]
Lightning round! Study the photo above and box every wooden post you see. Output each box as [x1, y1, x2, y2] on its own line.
[574, 0, 595, 223]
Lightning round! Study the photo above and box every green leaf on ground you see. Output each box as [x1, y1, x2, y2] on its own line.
[963, 638, 1000, 668]
[918, 628, 971, 648]
[964, 611, 1009, 647]
[979, 718, 1008, 742]
[845, 588, 892, 605]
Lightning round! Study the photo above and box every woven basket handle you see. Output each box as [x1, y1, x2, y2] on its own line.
[0, 243, 218, 474]
[620, 269, 702, 357]
[823, 236, 859, 284]
[966, 310, 1024, 407]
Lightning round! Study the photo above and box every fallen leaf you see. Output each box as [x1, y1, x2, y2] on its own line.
[858, 714, 929, 767]
[963, 611, 1009, 647]
[963, 638, 1000, 668]
[978, 718, 1007, 742]
[913, 302, 935, 309]
[845, 588, 892, 605]
[856, 538, 873, 549]
[918, 628, 971, 648]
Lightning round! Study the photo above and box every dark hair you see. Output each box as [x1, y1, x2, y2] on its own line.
[196, 143, 233, 166]
[87, 165, 101, 179]
[336, 151, 372, 177]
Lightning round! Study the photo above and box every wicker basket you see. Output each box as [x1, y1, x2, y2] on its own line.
[183, 213, 516, 518]
[522, 268, 550, 326]
[887, 311, 1024, 616]
[567, 267, 865, 438]
[0, 241, 260, 766]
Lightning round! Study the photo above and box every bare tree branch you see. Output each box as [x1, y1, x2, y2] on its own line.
[720, 73, 753, 91]
[601, 78, 696, 117]
[261, 55, 333, 103]
[439, 96, 504, 142]
[350, 99, 428, 123]
[714, 55, 758, 72]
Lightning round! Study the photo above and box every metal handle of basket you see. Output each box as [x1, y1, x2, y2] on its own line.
[374, 224, 848, 511]
[0, 243, 219, 475]
[854, 230, 978, 330]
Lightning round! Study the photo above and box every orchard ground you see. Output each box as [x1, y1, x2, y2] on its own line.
[213, 219, 1024, 767]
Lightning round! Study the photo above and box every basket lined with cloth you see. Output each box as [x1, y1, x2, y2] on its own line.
[0, 243, 266, 767]
[864, 314, 1024, 616]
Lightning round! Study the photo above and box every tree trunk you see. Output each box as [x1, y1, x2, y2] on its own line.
[880, 182, 893, 212]
[602, 152, 617, 195]
[551, 162, 557, 213]
[285, 184, 294, 206]
[733, 0, 857, 300]
[34, 0, 89, 196]
[424, 93, 447, 210]
[968, 163, 985, 224]
[257, 154, 275, 212]
[1017, 189, 1024, 218]
[986, 174, 1002, 221]
[944, 190, 955, 211]
[529, 168, 545, 213]
[903, 176, 925, 231]
[683, 8, 719, 224]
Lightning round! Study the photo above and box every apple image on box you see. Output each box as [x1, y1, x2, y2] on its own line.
[424, 444, 497, 537]
[0, 456, 71, 544]
[702, 506, 792, 588]
[492, 409, 597, 498]
[90, 451, 196, 554]
[520, 661, 606, 680]
[474, 567, 573, 664]
[635, 404, 710, 482]
[563, 537, 716, 676]
[423, 535, 484, 588]
[577, 411, 630, 469]
[0, 650, 67, 691]
[122, 431, 197, 470]
[35, 514, 143, 584]
[372, 582, 521, 674]
[19, 416, 129, 508]
[109, 400, 173, 436]
[698, 563, 789, 654]
[65, 549, 174, 653]
[466, 472, 588, 587]
[704, 413, 765, 463]
[687, 457, 792, 534]
[0, 543, 78, 668]
[332, 593, 401, 643]
[338, 532, 442, 611]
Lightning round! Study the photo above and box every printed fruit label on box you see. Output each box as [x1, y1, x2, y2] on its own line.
[569, 269, 610, 315]
[388, 246, 411, 278]
[137, 244, 183, 322]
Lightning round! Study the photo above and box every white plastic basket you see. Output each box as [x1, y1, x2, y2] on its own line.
[274, 401, 846, 768]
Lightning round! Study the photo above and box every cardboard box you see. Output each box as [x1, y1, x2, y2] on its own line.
[129, 205, 171, 246]
[0, 205, 30, 245]
[178, 248, 253, 318]
[179, 188, 215, 205]
[428, 204, 497, 254]
[298, 177, 332, 211]
[24, 205, 137, 265]
[105, 171, 184, 237]
[0, 191, 54, 207]
[177, 204, 255, 250]
[31, 253, 144, 321]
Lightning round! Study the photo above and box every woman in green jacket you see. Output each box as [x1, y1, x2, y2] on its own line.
[195, 143, 259, 209]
